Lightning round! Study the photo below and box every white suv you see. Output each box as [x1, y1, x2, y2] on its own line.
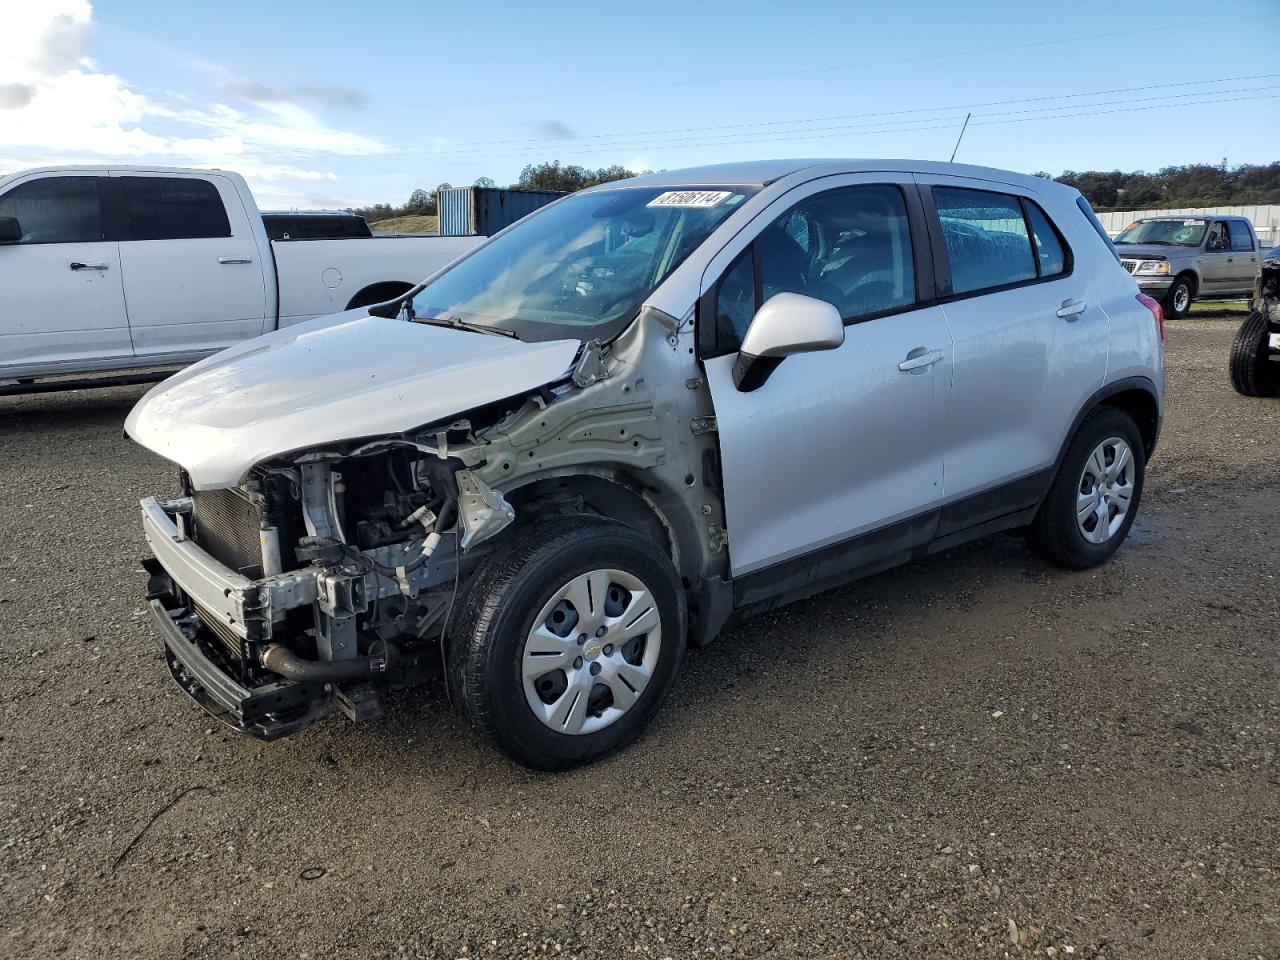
[128, 159, 1165, 769]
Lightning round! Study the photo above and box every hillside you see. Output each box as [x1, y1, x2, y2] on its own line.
[370, 214, 439, 234]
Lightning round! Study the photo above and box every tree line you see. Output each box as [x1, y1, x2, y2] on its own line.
[352, 160, 1280, 223]
[350, 162, 641, 223]
[1036, 162, 1280, 211]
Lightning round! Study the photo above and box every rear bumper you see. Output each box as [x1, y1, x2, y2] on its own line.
[153, 600, 331, 740]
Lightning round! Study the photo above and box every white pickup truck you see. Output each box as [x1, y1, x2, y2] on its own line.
[0, 166, 482, 389]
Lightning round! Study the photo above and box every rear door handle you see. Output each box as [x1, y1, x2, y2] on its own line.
[898, 348, 944, 372]
[1056, 298, 1087, 319]
[69, 261, 109, 271]
[218, 256, 253, 264]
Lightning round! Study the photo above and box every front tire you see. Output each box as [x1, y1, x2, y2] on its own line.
[1162, 274, 1194, 319]
[1229, 310, 1280, 397]
[1026, 407, 1146, 570]
[450, 517, 686, 770]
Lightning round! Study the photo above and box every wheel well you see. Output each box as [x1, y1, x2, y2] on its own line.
[1100, 388, 1160, 456]
[506, 474, 678, 567]
[346, 281, 413, 310]
[1175, 270, 1198, 295]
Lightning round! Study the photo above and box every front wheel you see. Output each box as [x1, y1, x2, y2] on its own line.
[1026, 407, 1146, 569]
[450, 517, 686, 770]
[1162, 275, 1194, 319]
[1229, 310, 1280, 397]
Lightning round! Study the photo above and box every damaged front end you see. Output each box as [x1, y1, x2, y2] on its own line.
[138, 312, 727, 740]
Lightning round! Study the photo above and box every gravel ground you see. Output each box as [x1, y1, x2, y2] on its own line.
[2, 313, 1277, 959]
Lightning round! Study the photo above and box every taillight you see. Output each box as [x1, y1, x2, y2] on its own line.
[1137, 293, 1164, 341]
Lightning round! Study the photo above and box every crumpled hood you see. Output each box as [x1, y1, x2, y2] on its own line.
[125, 309, 579, 489]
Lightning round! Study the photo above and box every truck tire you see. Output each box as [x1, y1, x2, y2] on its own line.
[1162, 274, 1194, 319]
[449, 517, 686, 770]
[1229, 310, 1280, 397]
[1025, 407, 1145, 570]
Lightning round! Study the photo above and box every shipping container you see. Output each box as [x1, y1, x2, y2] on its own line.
[437, 186, 566, 237]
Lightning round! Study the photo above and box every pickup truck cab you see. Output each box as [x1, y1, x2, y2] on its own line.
[1113, 214, 1261, 318]
[127, 159, 1164, 769]
[0, 166, 480, 386]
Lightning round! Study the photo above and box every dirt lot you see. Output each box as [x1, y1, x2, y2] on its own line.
[2, 313, 1277, 960]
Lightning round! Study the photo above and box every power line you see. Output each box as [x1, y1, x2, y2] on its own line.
[445, 13, 1280, 105]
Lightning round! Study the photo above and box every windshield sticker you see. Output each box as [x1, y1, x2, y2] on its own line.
[647, 191, 733, 208]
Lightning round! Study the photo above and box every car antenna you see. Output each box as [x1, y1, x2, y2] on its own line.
[949, 112, 972, 163]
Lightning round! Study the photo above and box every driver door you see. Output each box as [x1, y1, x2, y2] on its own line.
[699, 177, 952, 603]
[1198, 220, 1235, 294]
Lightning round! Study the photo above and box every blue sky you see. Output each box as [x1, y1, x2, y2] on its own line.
[2, 0, 1278, 208]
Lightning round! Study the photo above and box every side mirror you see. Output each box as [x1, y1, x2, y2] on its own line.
[0, 217, 21, 245]
[732, 292, 844, 391]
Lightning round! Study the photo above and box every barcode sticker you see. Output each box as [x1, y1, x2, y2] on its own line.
[647, 191, 732, 208]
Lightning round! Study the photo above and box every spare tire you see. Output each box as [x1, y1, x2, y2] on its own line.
[1229, 310, 1280, 397]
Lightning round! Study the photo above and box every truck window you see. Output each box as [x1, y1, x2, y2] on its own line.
[1206, 221, 1229, 251]
[0, 176, 104, 244]
[1231, 222, 1255, 252]
[119, 176, 231, 241]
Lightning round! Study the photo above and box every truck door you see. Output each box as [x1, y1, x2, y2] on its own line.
[700, 177, 950, 599]
[112, 173, 269, 358]
[1198, 220, 1236, 295]
[1228, 220, 1259, 295]
[0, 172, 132, 374]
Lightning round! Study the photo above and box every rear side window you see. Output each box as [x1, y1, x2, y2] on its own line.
[0, 176, 104, 244]
[1231, 222, 1255, 252]
[934, 187, 1036, 294]
[1025, 202, 1067, 277]
[264, 215, 372, 241]
[119, 176, 231, 241]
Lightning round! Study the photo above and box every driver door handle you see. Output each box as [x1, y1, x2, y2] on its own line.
[898, 348, 944, 372]
[1056, 298, 1088, 319]
[218, 256, 253, 264]
[69, 261, 109, 271]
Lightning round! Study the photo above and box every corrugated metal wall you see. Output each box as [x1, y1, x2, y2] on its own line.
[437, 187, 566, 236]
[1098, 204, 1280, 245]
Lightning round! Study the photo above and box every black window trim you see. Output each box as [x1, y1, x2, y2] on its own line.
[697, 181, 938, 359]
[0, 174, 110, 245]
[921, 184, 1075, 304]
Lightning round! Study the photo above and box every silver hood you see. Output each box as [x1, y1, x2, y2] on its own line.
[125, 309, 580, 489]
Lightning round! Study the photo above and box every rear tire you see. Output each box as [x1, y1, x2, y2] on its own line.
[1229, 310, 1280, 397]
[1162, 274, 1194, 319]
[449, 517, 686, 770]
[1026, 407, 1146, 570]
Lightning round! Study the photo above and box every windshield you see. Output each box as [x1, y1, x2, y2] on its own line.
[1114, 219, 1207, 246]
[405, 185, 757, 342]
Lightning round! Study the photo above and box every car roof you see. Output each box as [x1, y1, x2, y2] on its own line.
[592, 159, 1068, 192]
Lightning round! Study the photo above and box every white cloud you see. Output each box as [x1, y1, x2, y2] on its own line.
[0, 1, 384, 197]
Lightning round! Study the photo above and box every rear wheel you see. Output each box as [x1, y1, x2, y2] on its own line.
[1026, 407, 1146, 569]
[1162, 275, 1194, 319]
[450, 517, 685, 770]
[1229, 310, 1280, 397]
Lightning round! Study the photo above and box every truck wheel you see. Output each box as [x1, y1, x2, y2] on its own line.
[1229, 310, 1280, 397]
[346, 282, 412, 310]
[1026, 407, 1145, 570]
[1162, 275, 1194, 319]
[450, 517, 686, 770]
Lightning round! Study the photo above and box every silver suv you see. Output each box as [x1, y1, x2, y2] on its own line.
[128, 160, 1166, 769]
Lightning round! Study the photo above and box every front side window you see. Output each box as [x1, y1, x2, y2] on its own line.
[708, 184, 917, 354]
[408, 185, 756, 343]
[934, 187, 1036, 294]
[1115, 218, 1208, 247]
[0, 176, 104, 244]
[120, 177, 231, 241]
[1230, 222, 1255, 252]
[1205, 221, 1230, 251]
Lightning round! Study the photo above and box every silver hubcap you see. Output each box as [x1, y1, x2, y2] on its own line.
[1077, 436, 1135, 544]
[1174, 284, 1190, 313]
[522, 568, 662, 736]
